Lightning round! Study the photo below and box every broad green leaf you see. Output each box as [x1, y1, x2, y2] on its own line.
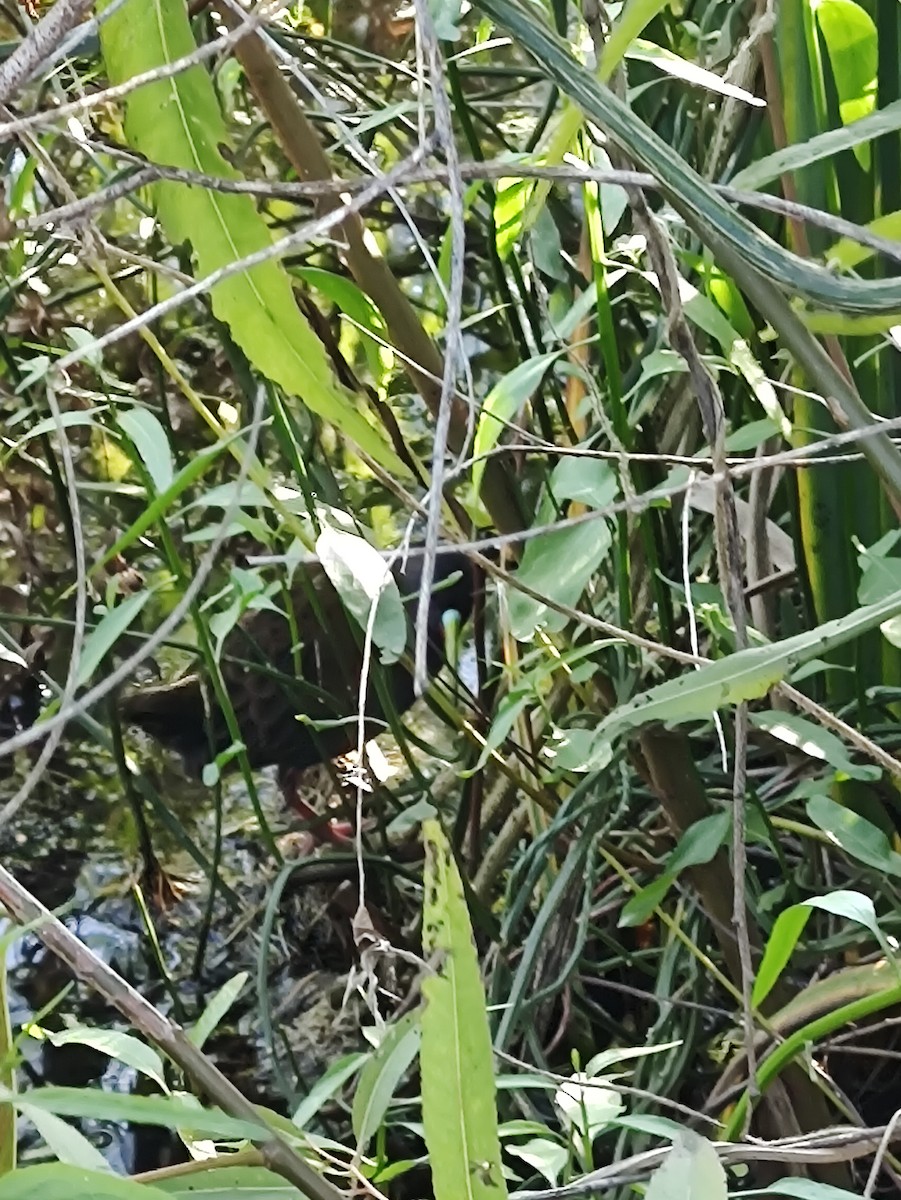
[754, 890, 892, 1010]
[806, 796, 901, 876]
[644, 1130, 727, 1200]
[548, 457, 617, 508]
[352, 1013, 421, 1150]
[472, 352, 562, 499]
[117, 407, 173, 494]
[0, 1164, 171, 1200]
[187, 972, 249, 1051]
[506, 1138, 568, 1187]
[98, 0, 406, 478]
[803, 890, 883, 943]
[578, 589, 901, 769]
[27, 1025, 166, 1092]
[11, 411, 102, 446]
[421, 820, 507, 1200]
[75, 591, 152, 687]
[291, 1053, 368, 1129]
[751, 711, 877, 780]
[506, 520, 613, 641]
[858, 532, 901, 594]
[16, 1106, 110, 1172]
[316, 527, 406, 663]
[813, 0, 877, 168]
[0, 1085, 266, 1141]
[585, 1040, 682, 1075]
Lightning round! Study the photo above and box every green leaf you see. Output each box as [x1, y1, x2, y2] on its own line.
[548, 457, 617, 508]
[753, 890, 894, 1010]
[291, 1053, 368, 1130]
[494, 176, 534, 261]
[506, 520, 613, 641]
[753, 1181, 874, 1199]
[117, 408, 174, 494]
[98, 0, 406, 478]
[644, 1130, 727, 1200]
[352, 1012, 421, 1151]
[27, 1025, 166, 1092]
[472, 352, 561, 499]
[187, 972, 249, 1051]
[751, 711, 877, 780]
[294, 267, 393, 391]
[421, 820, 507, 1200]
[806, 796, 901, 876]
[316, 527, 407, 663]
[505, 1138, 568, 1188]
[16, 1106, 110, 1172]
[814, 0, 877, 168]
[578, 589, 901, 768]
[0, 1164, 171, 1199]
[0, 1086, 266, 1141]
[76, 591, 152, 687]
[619, 874, 673, 928]
[620, 812, 731, 927]
[151, 1165, 305, 1196]
[752, 905, 813, 1010]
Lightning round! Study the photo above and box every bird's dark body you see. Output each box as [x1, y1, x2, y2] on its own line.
[120, 552, 474, 778]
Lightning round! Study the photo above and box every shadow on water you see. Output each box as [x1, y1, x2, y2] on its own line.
[1, 727, 366, 1173]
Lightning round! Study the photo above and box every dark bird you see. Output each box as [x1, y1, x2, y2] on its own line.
[120, 550, 475, 838]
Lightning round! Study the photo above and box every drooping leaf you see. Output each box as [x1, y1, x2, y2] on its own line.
[316, 527, 407, 663]
[16, 1106, 110, 1172]
[187, 972, 249, 1051]
[0, 1085, 266, 1141]
[98, 0, 406, 477]
[577, 589, 901, 769]
[472, 352, 561, 499]
[644, 1130, 727, 1200]
[27, 1025, 166, 1092]
[291, 1053, 368, 1131]
[75, 591, 152, 687]
[806, 796, 901, 876]
[117, 407, 174, 494]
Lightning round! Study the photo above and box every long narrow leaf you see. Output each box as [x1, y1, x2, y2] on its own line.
[421, 820, 506, 1200]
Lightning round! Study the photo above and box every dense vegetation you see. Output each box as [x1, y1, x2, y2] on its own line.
[2, 0, 901, 1197]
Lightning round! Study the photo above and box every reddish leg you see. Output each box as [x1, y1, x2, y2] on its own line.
[279, 766, 354, 845]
